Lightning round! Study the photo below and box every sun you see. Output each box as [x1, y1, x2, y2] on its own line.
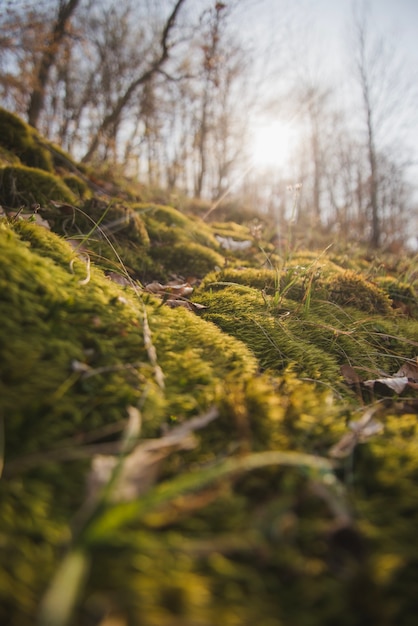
[251, 119, 297, 171]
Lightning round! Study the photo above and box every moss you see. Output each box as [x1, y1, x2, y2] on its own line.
[0, 145, 21, 167]
[150, 241, 224, 280]
[62, 173, 92, 200]
[376, 276, 418, 318]
[2, 115, 418, 626]
[203, 266, 308, 301]
[47, 141, 87, 174]
[39, 197, 152, 279]
[0, 165, 76, 208]
[211, 220, 253, 240]
[74, 198, 150, 245]
[0, 107, 53, 172]
[194, 282, 418, 387]
[0, 218, 268, 624]
[0, 220, 255, 451]
[139, 203, 220, 250]
[322, 270, 393, 315]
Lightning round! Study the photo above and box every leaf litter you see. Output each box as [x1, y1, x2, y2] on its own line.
[86, 406, 219, 502]
[145, 279, 207, 311]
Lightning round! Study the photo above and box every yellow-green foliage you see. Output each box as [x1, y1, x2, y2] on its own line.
[62, 173, 91, 200]
[376, 276, 418, 318]
[211, 220, 253, 241]
[139, 203, 220, 249]
[133, 203, 224, 280]
[0, 107, 53, 171]
[0, 218, 265, 624]
[75, 197, 150, 246]
[194, 281, 418, 384]
[0, 165, 76, 208]
[0, 145, 21, 167]
[323, 269, 393, 314]
[151, 241, 224, 279]
[2, 109, 418, 626]
[0, 220, 254, 452]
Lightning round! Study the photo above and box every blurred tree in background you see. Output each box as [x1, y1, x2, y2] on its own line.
[0, 0, 416, 249]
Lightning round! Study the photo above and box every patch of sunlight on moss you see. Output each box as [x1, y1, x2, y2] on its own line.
[0, 165, 76, 208]
[0, 107, 53, 172]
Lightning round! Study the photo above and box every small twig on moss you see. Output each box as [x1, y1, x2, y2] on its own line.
[69, 251, 91, 285]
[142, 303, 165, 390]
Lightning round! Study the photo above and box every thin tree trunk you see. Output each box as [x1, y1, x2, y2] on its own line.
[81, 0, 186, 163]
[27, 0, 80, 128]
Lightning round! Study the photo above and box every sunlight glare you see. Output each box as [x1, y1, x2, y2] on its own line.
[251, 120, 296, 171]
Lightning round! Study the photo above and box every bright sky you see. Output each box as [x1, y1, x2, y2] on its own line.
[245, 0, 418, 173]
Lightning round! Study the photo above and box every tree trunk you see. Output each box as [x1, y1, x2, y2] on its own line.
[81, 0, 186, 163]
[27, 0, 80, 129]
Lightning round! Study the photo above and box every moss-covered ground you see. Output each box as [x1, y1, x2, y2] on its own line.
[1, 108, 418, 626]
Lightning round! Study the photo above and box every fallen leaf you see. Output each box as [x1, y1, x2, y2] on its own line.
[363, 376, 409, 395]
[340, 364, 362, 385]
[86, 407, 219, 502]
[329, 407, 383, 459]
[215, 235, 252, 251]
[165, 299, 207, 311]
[144, 281, 165, 293]
[165, 298, 193, 310]
[106, 272, 132, 286]
[395, 358, 418, 382]
[145, 281, 194, 297]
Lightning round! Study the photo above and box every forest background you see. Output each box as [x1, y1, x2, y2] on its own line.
[1, 0, 417, 251]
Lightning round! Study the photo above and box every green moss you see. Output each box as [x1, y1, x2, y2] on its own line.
[47, 141, 87, 173]
[62, 173, 91, 200]
[193, 285, 339, 381]
[376, 276, 418, 318]
[150, 241, 224, 280]
[194, 282, 418, 386]
[0, 145, 21, 167]
[2, 117, 418, 626]
[203, 266, 308, 301]
[70, 198, 150, 245]
[0, 218, 271, 624]
[0, 107, 53, 172]
[211, 220, 253, 240]
[0, 221, 254, 453]
[40, 197, 152, 279]
[139, 203, 220, 250]
[0, 165, 76, 208]
[323, 270, 393, 315]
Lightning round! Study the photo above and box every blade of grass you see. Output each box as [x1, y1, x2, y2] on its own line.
[86, 449, 346, 542]
[37, 549, 90, 626]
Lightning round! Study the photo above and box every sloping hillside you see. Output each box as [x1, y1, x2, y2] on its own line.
[1, 108, 418, 626]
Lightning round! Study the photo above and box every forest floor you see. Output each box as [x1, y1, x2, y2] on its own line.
[1, 107, 418, 626]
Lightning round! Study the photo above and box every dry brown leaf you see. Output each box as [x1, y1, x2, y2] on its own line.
[215, 234, 252, 251]
[329, 407, 383, 459]
[340, 364, 362, 385]
[145, 281, 193, 297]
[144, 281, 165, 293]
[395, 358, 418, 382]
[166, 299, 193, 310]
[87, 407, 219, 502]
[106, 272, 132, 286]
[363, 376, 409, 395]
[144, 281, 206, 312]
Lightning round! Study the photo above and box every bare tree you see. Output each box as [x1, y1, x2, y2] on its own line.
[81, 0, 187, 163]
[351, 2, 414, 248]
[27, 0, 81, 128]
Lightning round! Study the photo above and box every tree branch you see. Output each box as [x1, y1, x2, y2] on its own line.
[27, 0, 81, 128]
[81, 0, 187, 163]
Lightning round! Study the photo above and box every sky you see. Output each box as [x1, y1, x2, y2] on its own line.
[245, 0, 418, 77]
[241, 0, 418, 174]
